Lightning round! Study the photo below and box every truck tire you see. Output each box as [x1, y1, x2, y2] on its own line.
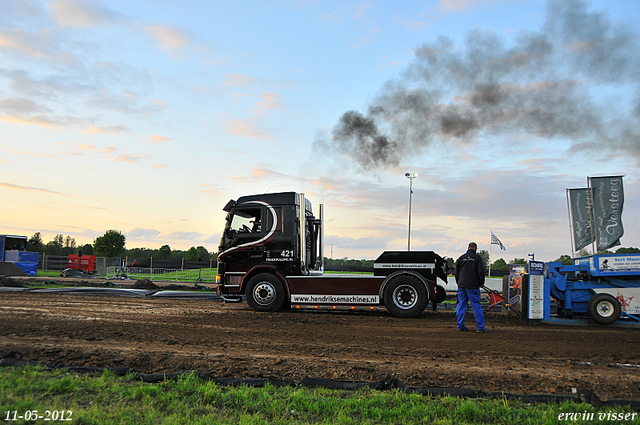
[245, 273, 286, 312]
[383, 275, 428, 318]
[587, 294, 621, 325]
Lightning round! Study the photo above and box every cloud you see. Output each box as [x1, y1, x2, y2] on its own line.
[0, 66, 152, 134]
[87, 87, 156, 115]
[84, 124, 130, 135]
[220, 118, 272, 140]
[220, 91, 284, 140]
[0, 29, 74, 63]
[166, 231, 207, 241]
[351, 36, 372, 48]
[198, 184, 223, 196]
[0, 97, 51, 114]
[353, 3, 372, 20]
[11, 149, 58, 159]
[0, 114, 63, 129]
[109, 154, 148, 164]
[49, 0, 124, 28]
[148, 135, 170, 143]
[253, 91, 283, 112]
[438, 0, 482, 12]
[0, 182, 63, 195]
[223, 73, 259, 87]
[153, 163, 168, 169]
[322, 14, 342, 24]
[127, 228, 161, 240]
[145, 25, 191, 50]
[232, 168, 290, 184]
[0, 68, 77, 100]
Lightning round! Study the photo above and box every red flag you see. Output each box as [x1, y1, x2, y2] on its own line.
[487, 289, 505, 311]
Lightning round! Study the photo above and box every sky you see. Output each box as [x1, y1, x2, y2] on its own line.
[2, 0, 640, 264]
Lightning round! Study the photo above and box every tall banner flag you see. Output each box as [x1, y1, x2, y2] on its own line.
[491, 232, 506, 250]
[589, 176, 624, 251]
[568, 188, 593, 251]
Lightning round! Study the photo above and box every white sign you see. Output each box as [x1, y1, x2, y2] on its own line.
[291, 294, 379, 304]
[598, 255, 640, 273]
[528, 275, 543, 319]
[374, 263, 434, 269]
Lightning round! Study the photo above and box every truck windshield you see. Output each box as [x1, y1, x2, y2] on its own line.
[228, 208, 262, 234]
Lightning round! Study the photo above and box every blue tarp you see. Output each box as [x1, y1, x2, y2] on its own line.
[14, 262, 37, 276]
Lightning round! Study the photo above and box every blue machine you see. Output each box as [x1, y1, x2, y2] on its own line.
[544, 254, 640, 324]
[0, 235, 39, 276]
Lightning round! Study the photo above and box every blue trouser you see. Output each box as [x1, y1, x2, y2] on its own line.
[456, 288, 485, 330]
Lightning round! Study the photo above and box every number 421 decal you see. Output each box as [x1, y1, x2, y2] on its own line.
[281, 250, 293, 258]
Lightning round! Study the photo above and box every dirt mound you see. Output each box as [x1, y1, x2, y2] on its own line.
[0, 262, 27, 277]
[132, 279, 160, 290]
[0, 275, 25, 287]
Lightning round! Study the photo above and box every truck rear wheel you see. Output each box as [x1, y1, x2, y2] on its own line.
[245, 273, 285, 312]
[384, 275, 428, 318]
[587, 294, 621, 325]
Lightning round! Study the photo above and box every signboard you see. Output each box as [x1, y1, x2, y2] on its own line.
[529, 261, 545, 275]
[528, 275, 544, 319]
[596, 254, 640, 274]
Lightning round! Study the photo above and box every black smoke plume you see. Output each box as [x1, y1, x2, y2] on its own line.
[326, 0, 640, 169]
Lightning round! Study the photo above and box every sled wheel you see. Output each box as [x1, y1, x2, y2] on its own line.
[245, 273, 285, 312]
[384, 275, 428, 318]
[587, 294, 621, 325]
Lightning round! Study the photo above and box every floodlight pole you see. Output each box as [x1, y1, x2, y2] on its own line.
[405, 173, 417, 251]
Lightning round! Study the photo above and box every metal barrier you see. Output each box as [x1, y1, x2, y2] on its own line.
[105, 267, 217, 282]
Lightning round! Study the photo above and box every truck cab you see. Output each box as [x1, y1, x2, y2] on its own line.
[217, 192, 322, 295]
[217, 192, 448, 317]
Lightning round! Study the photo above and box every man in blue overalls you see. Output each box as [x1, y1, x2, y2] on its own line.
[454, 242, 487, 333]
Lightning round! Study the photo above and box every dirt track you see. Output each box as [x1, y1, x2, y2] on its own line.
[1, 290, 639, 400]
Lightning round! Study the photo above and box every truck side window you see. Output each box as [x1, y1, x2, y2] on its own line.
[229, 208, 262, 235]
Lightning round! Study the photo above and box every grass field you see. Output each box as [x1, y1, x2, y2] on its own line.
[34, 269, 219, 283]
[1, 367, 637, 425]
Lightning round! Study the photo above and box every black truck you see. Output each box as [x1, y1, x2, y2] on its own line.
[216, 192, 448, 317]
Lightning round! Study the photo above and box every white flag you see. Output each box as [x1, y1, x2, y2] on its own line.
[491, 232, 506, 250]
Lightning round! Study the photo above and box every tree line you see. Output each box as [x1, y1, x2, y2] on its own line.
[24, 230, 640, 269]
[25, 230, 217, 262]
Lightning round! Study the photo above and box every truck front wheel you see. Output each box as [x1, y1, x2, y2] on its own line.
[245, 273, 286, 312]
[587, 294, 621, 325]
[384, 275, 428, 318]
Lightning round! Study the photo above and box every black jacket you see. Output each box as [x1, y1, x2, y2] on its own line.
[454, 249, 486, 289]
